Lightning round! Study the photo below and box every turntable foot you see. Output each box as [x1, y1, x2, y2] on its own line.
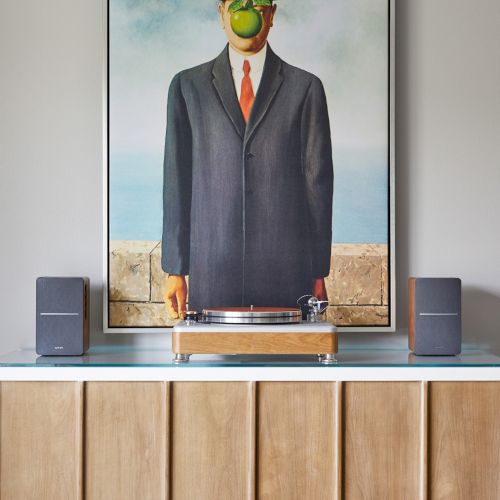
[320, 353, 337, 365]
[173, 353, 191, 364]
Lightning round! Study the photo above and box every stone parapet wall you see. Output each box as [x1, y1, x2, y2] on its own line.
[108, 241, 389, 327]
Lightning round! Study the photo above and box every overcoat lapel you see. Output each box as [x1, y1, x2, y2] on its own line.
[212, 45, 245, 140]
[212, 44, 284, 144]
[244, 45, 283, 145]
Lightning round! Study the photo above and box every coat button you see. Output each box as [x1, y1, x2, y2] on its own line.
[246, 152, 255, 160]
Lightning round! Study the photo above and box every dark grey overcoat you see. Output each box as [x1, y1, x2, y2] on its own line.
[161, 44, 333, 310]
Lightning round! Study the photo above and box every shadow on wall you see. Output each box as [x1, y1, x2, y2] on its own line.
[462, 287, 500, 355]
[89, 281, 103, 344]
[394, 0, 410, 333]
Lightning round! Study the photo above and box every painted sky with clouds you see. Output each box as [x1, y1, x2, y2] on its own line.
[109, 0, 389, 155]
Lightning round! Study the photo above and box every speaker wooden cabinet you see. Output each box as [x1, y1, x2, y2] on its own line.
[0, 381, 499, 499]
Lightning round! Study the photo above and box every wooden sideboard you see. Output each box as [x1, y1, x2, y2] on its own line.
[0, 381, 499, 499]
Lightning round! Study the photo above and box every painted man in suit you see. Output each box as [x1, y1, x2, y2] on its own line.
[162, 0, 333, 319]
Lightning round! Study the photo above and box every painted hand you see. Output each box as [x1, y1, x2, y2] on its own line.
[312, 277, 328, 302]
[164, 275, 187, 320]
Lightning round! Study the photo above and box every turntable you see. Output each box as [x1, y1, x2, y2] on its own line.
[172, 297, 338, 364]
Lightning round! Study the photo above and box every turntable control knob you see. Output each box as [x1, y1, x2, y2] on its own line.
[185, 311, 199, 323]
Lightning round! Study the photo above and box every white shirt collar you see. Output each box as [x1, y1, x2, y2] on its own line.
[228, 43, 267, 73]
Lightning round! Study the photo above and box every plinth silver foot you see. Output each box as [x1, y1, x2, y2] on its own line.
[173, 353, 191, 364]
[317, 354, 325, 362]
[320, 353, 337, 365]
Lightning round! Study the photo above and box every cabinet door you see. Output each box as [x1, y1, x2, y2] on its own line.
[429, 382, 500, 500]
[170, 382, 255, 500]
[258, 382, 340, 500]
[85, 382, 168, 500]
[343, 382, 424, 500]
[0, 382, 83, 500]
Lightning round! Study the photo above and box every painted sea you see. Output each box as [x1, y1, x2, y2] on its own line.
[109, 149, 388, 244]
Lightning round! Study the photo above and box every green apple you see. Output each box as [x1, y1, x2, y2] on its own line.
[230, 8, 263, 38]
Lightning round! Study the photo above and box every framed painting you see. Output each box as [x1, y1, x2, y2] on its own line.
[104, 0, 395, 332]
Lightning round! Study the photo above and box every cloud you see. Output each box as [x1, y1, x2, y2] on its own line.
[109, 0, 389, 154]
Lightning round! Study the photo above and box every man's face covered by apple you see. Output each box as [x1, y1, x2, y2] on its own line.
[219, 0, 277, 54]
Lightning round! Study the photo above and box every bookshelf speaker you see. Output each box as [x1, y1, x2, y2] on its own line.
[408, 277, 461, 355]
[36, 277, 90, 356]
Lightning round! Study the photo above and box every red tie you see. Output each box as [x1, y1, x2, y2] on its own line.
[240, 60, 254, 123]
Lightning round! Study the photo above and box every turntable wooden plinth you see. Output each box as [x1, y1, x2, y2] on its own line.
[172, 307, 338, 364]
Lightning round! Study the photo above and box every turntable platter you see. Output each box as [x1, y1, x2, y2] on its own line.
[202, 306, 302, 324]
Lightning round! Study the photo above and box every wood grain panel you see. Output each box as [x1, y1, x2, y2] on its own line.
[343, 382, 423, 500]
[258, 382, 339, 500]
[430, 382, 500, 500]
[0, 381, 83, 500]
[171, 382, 254, 500]
[173, 332, 337, 354]
[85, 382, 168, 500]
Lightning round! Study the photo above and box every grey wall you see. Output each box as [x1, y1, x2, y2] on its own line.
[1, 0, 499, 355]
